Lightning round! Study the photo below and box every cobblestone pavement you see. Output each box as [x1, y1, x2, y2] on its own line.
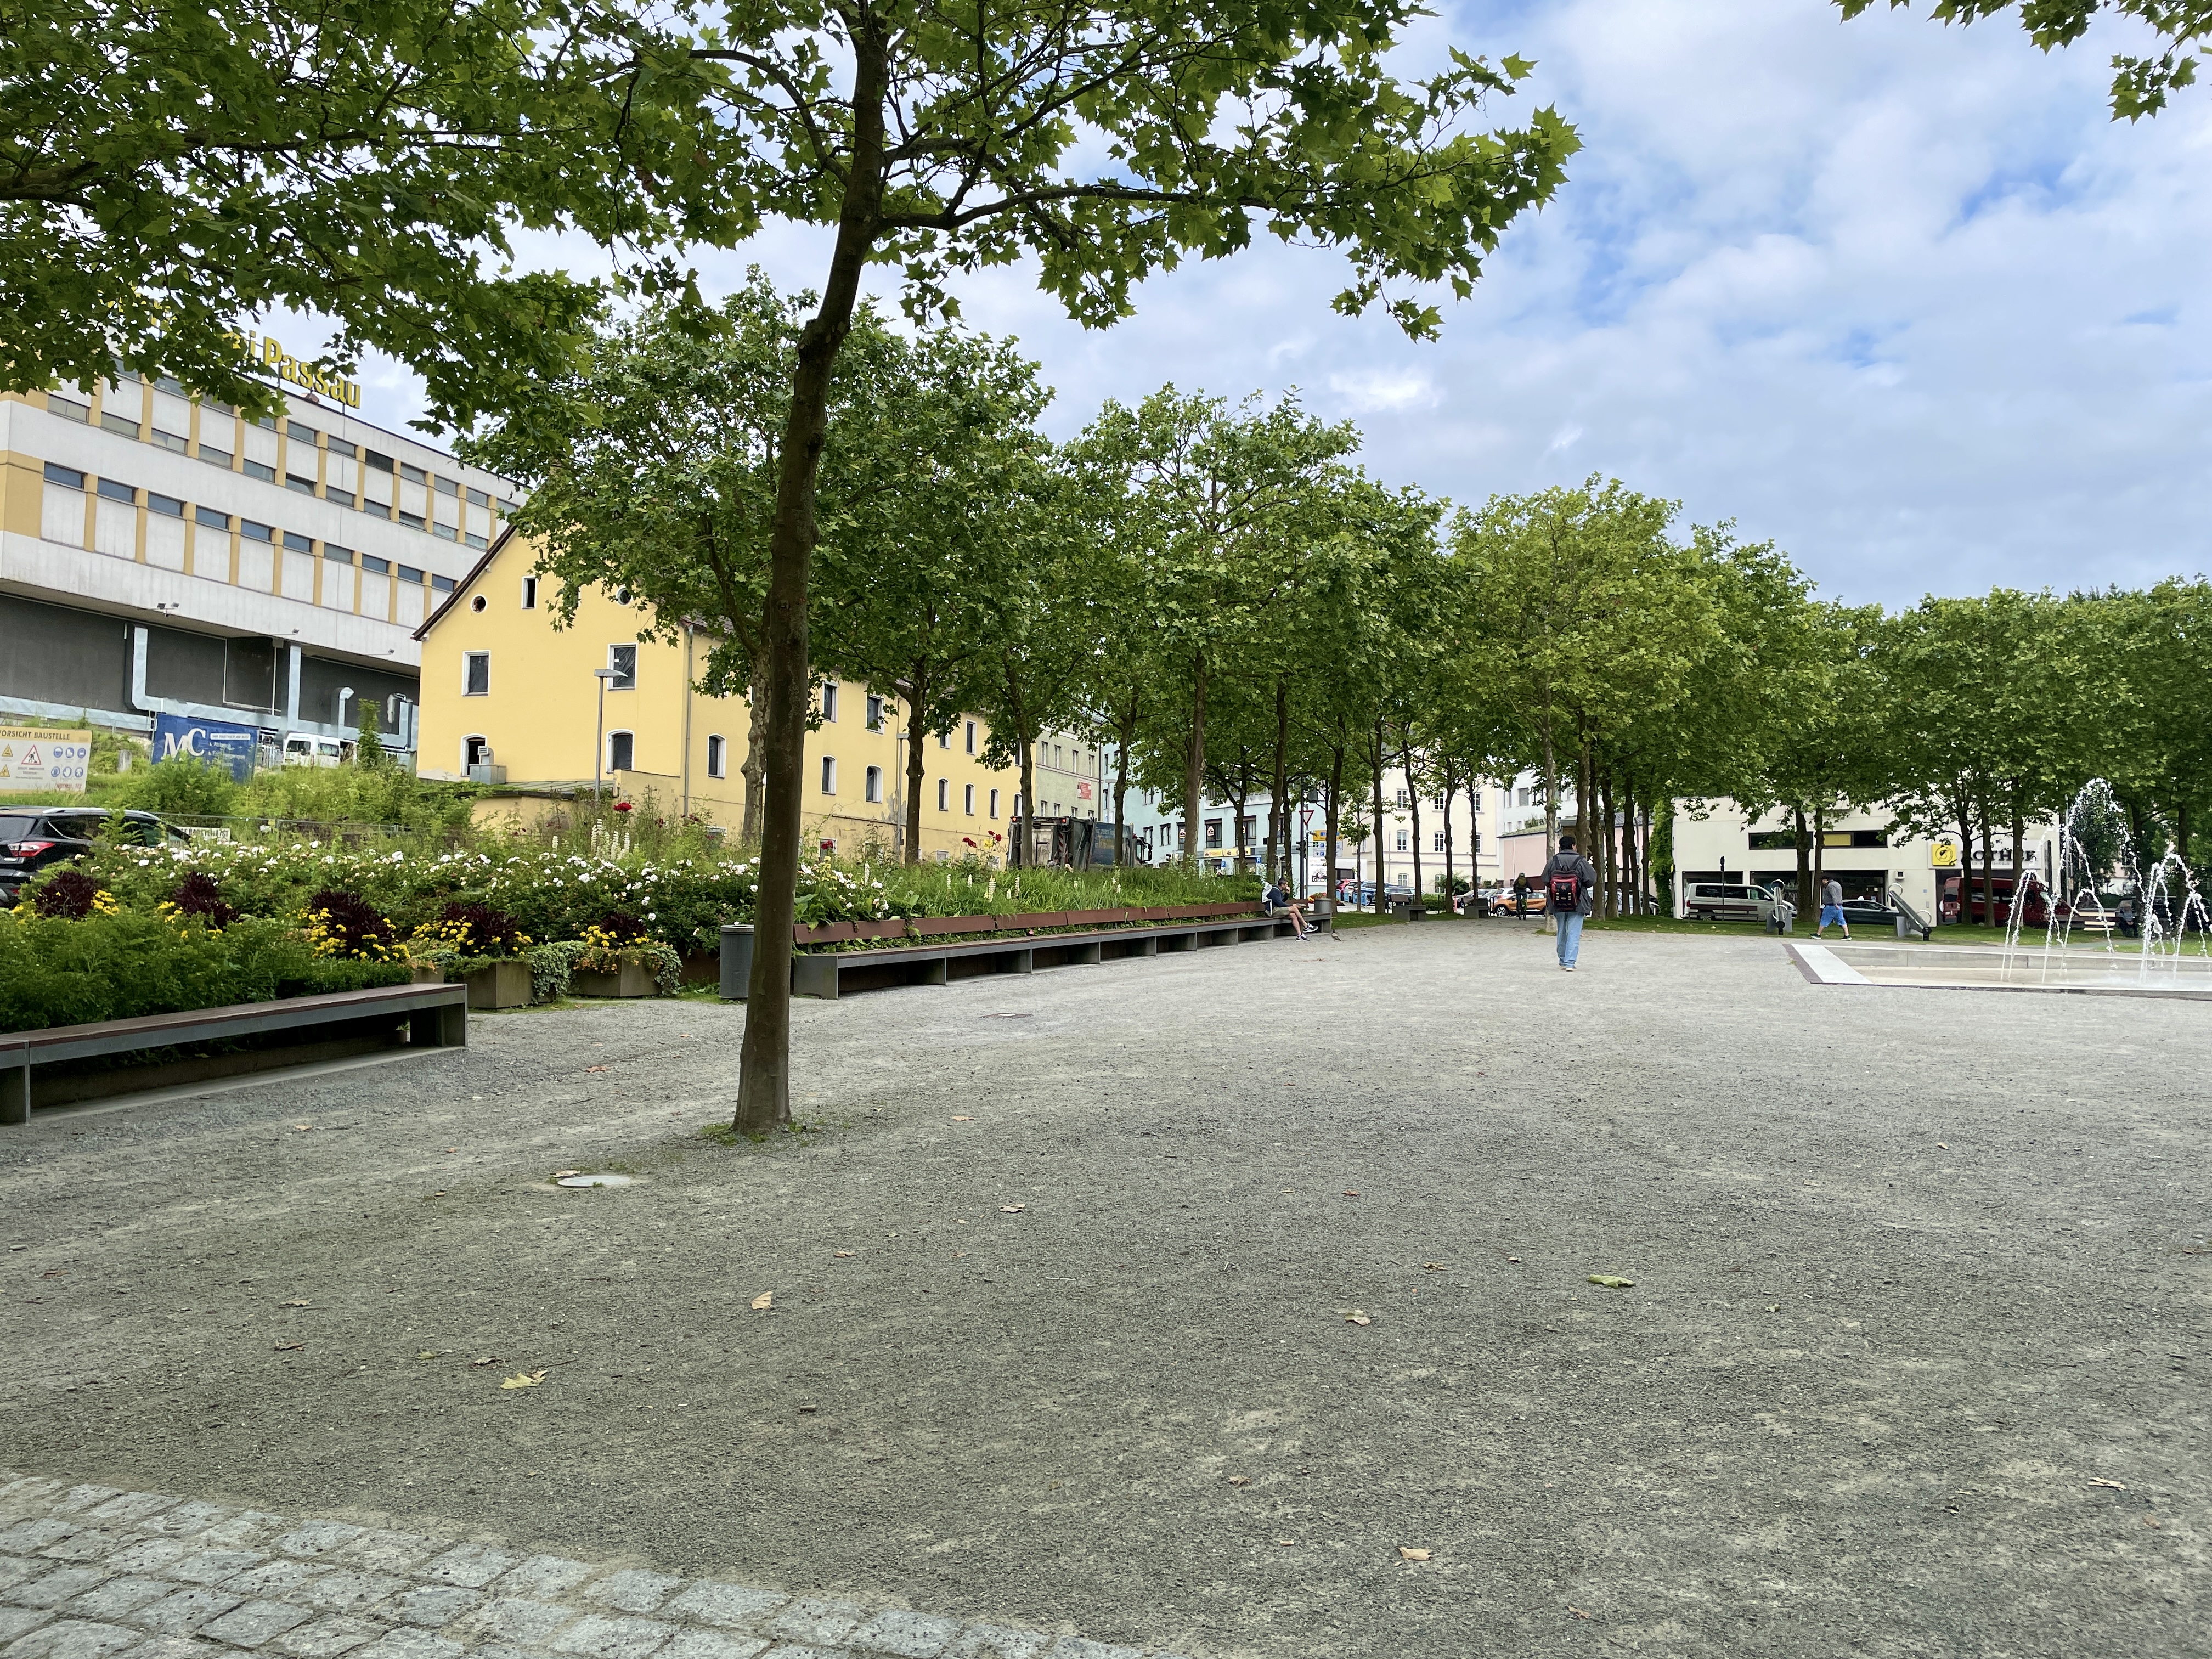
[0, 1473, 1176, 1659]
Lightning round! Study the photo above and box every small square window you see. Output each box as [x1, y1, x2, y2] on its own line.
[194, 507, 229, 531]
[400, 462, 427, 483]
[608, 731, 634, 771]
[366, 449, 394, 473]
[43, 462, 84, 489]
[286, 421, 318, 443]
[398, 564, 425, 584]
[466, 486, 490, 507]
[243, 459, 276, 482]
[435, 476, 459, 496]
[360, 555, 389, 575]
[96, 478, 136, 503]
[327, 437, 356, 459]
[199, 446, 230, 469]
[285, 474, 317, 495]
[146, 492, 183, 518]
[284, 531, 314, 553]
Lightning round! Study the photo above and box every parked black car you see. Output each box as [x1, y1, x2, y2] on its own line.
[0, 807, 188, 902]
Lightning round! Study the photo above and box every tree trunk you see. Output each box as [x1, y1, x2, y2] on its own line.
[1440, 754, 1457, 907]
[1325, 733, 1345, 911]
[1182, 653, 1206, 871]
[901, 664, 932, 864]
[1270, 676, 1289, 885]
[735, 21, 890, 1135]
[2010, 802, 2025, 927]
[1955, 785, 1976, 928]
[1795, 805, 1813, 917]
[1403, 732, 1423, 906]
[740, 657, 769, 845]
[1599, 768, 1616, 919]
[1372, 720, 1387, 910]
[1979, 795, 1995, 929]
[1111, 684, 1138, 868]
[1467, 778, 1483, 905]
[1541, 716, 1560, 857]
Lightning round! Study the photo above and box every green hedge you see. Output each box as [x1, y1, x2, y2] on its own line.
[0, 913, 409, 1034]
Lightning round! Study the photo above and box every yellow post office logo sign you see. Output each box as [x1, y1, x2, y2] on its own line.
[1929, 834, 1962, 869]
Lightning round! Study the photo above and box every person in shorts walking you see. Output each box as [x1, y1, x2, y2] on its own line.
[1543, 836, 1599, 970]
[1815, 876, 1849, 939]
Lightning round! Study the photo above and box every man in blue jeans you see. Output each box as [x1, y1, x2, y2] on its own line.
[1543, 836, 1599, 970]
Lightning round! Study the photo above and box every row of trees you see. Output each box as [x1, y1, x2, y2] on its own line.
[472, 292, 2212, 953]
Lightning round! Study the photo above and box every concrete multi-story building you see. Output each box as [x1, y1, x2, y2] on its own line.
[415, 529, 1025, 862]
[0, 369, 516, 761]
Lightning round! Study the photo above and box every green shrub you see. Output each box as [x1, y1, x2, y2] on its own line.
[109, 753, 242, 816]
[0, 912, 407, 1033]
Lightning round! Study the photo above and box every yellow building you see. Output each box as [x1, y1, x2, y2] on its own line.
[414, 530, 1021, 861]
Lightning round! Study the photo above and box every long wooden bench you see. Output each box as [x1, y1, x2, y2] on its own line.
[720, 906, 1325, 1001]
[0, 982, 468, 1125]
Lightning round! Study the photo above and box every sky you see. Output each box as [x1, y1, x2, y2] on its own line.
[301, 0, 2212, 610]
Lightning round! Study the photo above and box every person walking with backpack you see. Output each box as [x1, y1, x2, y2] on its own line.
[1544, 836, 1599, 970]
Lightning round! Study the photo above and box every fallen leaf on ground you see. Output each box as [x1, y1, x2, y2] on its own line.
[431, 1191, 446, 1198]
[584, 1065, 610, 1073]
[751, 1291, 774, 1310]
[1937, 1142, 1948, 1149]
[1001, 1203, 1026, 1212]
[1422, 1262, 1444, 1271]
[1276, 1539, 1296, 1547]
[1344, 1310, 1372, 1326]
[470, 1357, 500, 1366]
[1400, 1547, 1431, 1561]
[1228, 1475, 1250, 1487]
[2089, 1477, 2127, 1490]
[553, 1169, 581, 1178]
[280, 1299, 311, 1307]
[1766, 1304, 1780, 1313]
[416, 1350, 439, 1359]
[951, 1115, 976, 1122]
[1569, 1606, 1591, 1620]
[1342, 1190, 1360, 1197]
[834, 1251, 855, 1259]
[798, 1404, 817, 1413]
[2145, 1516, 2160, 1527]
[292, 1124, 311, 1132]
[273, 1342, 305, 1352]
[1506, 1256, 1521, 1263]
[1588, 1275, 1635, 1289]
[501, 1370, 548, 1389]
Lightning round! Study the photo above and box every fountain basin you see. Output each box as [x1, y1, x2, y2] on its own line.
[1788, 940, 2212, 1000]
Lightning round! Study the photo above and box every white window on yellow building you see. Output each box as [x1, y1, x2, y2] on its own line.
[821, 680, 838, 721]
[607, 644, 636, 690]
[865, 765, 882, 803]
[936, 778, 948, 811]
[963, 783, 975, 815]
[988, 788, 999, 819]
[866, 694, 884, 731]
[707, 735, 726, 778]
[464, 652, 488, 696]
[964, 721, 976, 753]
[522, 575, 538, 609]
[821, 756, 837, 794]
[608, 730, 634, 771]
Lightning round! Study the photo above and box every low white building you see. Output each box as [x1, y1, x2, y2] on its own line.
[1670, 799, 2058, 923]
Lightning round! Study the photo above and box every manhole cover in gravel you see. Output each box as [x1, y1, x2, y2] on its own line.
[555, 1173, 634, 1188]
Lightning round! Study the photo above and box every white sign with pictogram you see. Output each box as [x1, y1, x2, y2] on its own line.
[0, 728, 91, 792]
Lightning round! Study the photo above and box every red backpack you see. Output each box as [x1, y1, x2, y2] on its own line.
[1548, 862, 1582, 912]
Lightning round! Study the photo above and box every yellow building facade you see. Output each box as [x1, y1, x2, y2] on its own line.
[414, 531, 1022, 861]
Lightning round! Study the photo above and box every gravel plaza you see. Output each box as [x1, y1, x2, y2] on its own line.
[1, 923, 2205, 1658]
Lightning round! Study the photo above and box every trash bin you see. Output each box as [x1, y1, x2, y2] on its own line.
[1895, 913, 1911, 940]
[719, 923, 755, 1001]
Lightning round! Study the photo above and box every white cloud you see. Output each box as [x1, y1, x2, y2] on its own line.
[332, 0, 2212, 605]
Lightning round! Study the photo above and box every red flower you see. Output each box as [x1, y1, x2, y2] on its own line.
[613, 800, 634, 814]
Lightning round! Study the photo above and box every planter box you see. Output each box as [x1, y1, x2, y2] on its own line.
[572, 961, 658, 998]
[410, 961, 447, 985]
[460, 960, 533, 1009]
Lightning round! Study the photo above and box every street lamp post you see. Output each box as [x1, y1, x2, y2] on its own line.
[592, 668, 618, 803]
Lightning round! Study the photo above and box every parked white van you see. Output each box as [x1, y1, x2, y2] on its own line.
[1684, 881, 1791, 924]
